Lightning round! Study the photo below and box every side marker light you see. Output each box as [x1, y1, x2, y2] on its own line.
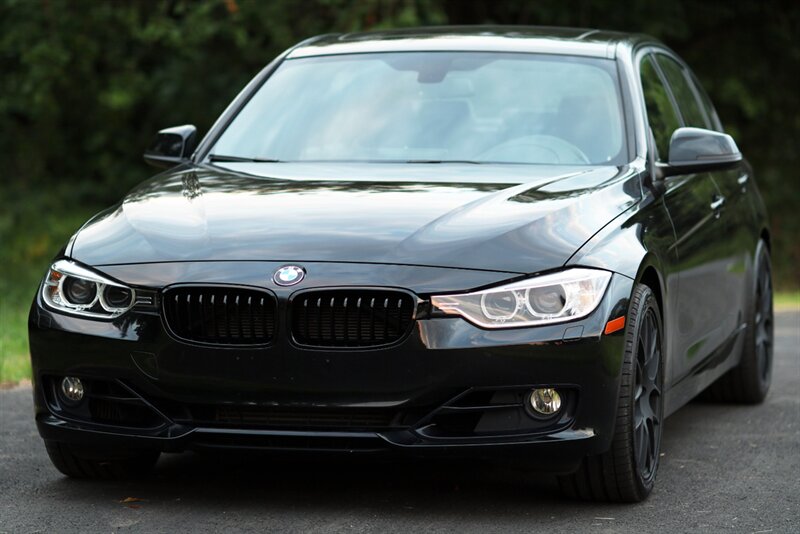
[604, 316, 626, 335]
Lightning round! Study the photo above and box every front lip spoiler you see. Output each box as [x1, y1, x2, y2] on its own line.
[36, 413, 596, 451]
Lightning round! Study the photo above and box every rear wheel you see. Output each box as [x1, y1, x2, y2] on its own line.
[559, 284, 663, 502]
[44, 441, 160, 479]
[703, 241, 773, 403]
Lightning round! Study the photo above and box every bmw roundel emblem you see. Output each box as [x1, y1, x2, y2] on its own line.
[273, 265, 305, 286]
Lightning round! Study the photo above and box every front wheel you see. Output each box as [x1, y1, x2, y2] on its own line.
[559, 283, 664, 502]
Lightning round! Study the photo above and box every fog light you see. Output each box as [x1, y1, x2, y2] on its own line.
[529, 388, 561, 416]
[60, 376, 84, 403]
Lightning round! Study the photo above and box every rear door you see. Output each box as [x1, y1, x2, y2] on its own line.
[639, 52, 728, 383]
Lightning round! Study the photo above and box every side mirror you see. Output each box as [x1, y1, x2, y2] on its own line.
[661, 127, 742, 177]
[143, 125, 197, 168]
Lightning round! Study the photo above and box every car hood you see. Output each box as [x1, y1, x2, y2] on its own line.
[69, 162, 639, 274]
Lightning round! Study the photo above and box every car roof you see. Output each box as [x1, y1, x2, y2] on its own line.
[288, 26, 651, 60]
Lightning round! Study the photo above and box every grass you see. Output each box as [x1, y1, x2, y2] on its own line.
[0, 263, 48, 385]
[0, 195, 101, 385]
[1, 191, 798, 384]
[0, 296, 34, 385]
[775, 291, 800, 310]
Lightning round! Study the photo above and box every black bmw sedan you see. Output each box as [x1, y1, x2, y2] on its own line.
[29, 27, 772, 502]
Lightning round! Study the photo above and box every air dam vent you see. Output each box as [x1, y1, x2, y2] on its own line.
[187, 405, 399, 430]
[163, 286, 276, 345]
[291, 289, 415, 348]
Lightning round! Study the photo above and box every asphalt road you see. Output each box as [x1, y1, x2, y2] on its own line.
[1, 311, 798, 533]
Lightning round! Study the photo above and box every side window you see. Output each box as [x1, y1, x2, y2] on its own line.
[656, 55, 709, 129]
[689, 70, 723, 132]
[640, 55, 680, 162]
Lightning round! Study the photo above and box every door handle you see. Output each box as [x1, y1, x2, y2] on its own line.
[710, 195, 725, 216]
[738, 174, 749, 192]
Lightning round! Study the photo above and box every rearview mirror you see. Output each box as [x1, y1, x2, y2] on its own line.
[143, 125, 197, 169]
[661, 127, 742, 177]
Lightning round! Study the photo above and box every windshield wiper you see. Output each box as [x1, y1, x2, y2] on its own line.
[403, 159, 483, 164]
[208, 154, 282, 163]
[208, 155, 483, 164]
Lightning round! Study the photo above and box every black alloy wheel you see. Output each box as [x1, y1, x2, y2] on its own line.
[559, 283, 663, 502]
[633, 306, 662, 485]
[754, 255, 774, 387]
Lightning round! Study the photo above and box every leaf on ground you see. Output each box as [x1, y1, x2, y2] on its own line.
[120, 497, 146, 504]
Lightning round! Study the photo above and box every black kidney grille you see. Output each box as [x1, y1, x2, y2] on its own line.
[292, 290, 415, 347]
[163, 286, 276, 345]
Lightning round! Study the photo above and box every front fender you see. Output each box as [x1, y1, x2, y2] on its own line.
[566, 188, 678, 386]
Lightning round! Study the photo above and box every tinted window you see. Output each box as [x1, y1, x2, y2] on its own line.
[689, 71, 723, 131]
[212, 52, 627, 165]
[656, 55, 709, 128]
[640, 55, 680, 162]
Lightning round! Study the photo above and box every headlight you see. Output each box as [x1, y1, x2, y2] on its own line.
[431, 268, 611, 329]
[42, 259, 135, 318]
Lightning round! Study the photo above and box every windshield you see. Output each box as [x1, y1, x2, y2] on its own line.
[211, 52, 627, 165]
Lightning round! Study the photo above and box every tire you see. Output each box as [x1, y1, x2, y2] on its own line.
[703, 241, 773, 404]
[558, 284, 664, 502]
[44, 441, 160, 479]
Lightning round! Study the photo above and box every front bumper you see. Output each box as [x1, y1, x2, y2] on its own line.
[29, 261, 633, 472]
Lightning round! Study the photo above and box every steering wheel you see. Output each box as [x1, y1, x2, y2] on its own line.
[477, 135, 591, 164]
